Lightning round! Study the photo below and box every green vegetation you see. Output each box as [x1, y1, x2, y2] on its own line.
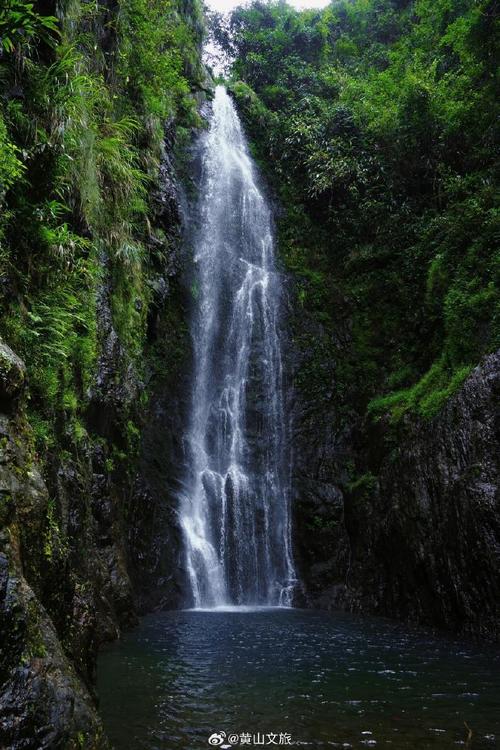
[214, 0, 499, 421]
[0, 0, 205, 452]
[0, 1, 59, 54]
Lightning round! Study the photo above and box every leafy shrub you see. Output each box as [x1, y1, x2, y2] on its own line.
[0, 1, 58, 54]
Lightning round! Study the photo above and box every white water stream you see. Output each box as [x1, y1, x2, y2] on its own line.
[179, 86, 296, 608]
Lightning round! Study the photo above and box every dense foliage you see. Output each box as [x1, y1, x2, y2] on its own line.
[214, 0, 499, 420]
[0, 0, 205, 450]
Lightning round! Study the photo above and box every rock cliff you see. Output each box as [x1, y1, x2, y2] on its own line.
[0, 137, 191, 748]
[293, 343, 500, 640]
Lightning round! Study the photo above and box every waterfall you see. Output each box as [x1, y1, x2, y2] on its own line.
[180, 86, 296, 609]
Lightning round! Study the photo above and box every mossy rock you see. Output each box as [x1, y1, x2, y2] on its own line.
[0, 340, 27, 409]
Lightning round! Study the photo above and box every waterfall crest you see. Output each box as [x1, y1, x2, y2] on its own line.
[180, 86, 296, 608]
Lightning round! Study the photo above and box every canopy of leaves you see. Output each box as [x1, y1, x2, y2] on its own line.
[217, 0, 499, 419]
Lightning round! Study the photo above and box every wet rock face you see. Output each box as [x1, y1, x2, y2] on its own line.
[125, 134, 192, 612]
[0, 129, 191, 746]
[0, 341, 26, 411]
[127, 387, 189, 612]
[287, 286, 353, 609]
[0, 345, 109, 747]
[292, 347, 500, 640]
[0, 565, 108, 750]
[353, 350, 500, 638]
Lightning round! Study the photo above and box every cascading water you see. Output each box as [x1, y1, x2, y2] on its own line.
[180, 85, 296, 609]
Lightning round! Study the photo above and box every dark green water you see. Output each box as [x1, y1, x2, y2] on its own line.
[96, 608, 500, 749]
